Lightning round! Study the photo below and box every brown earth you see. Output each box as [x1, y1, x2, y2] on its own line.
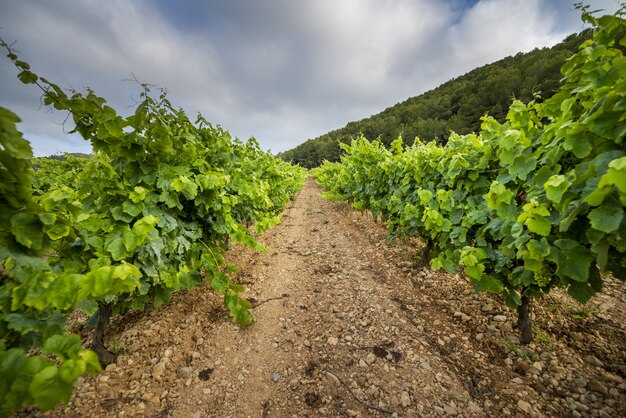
[36, 177, 625, 417]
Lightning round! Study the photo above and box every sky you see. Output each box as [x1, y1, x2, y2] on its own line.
[0, 0, 621, 156]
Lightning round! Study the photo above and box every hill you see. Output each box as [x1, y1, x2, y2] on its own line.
[279, 30, 591, 168]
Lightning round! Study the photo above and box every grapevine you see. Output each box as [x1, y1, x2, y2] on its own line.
[0, 42, 306, 415]
[314, 6, 626, 344]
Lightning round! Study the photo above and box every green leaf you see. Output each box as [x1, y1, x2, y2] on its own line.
[473, 274, 503, 293]
[78, 264, 141, 299]
[45, 222, 71, 240]
[132, 215, 159, 235]
[567, 281, 596, 304]
[123, 231, 142, 251]
[38, 213, 57, 226]
[552, 239, 594, 282]
[42, 335, 81, 361]
[544, 175, 572, 203]
[606, 157, 626, 193]
[588, 206, 624, 233]
[564, 135, 592, 158]
[210, 272, 229, 292]
[152, 286, 173, 309]
[11, 213, 44, 249]
[526, 216, 551, 236]
[106, 236, 128, 261]
[122, 200, 143, 217]
[29, 366, 73, 410]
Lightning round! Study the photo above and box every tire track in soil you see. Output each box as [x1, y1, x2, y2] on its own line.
[42, 177, 626, 418]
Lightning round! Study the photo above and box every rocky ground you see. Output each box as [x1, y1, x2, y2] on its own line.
[33, 177, 625, 417]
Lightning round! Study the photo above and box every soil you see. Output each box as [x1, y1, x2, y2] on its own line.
[34, 177, 625, 417]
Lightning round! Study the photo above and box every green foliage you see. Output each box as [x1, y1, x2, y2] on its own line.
[313, 8, 626, 314]
[283, 30, 592, 168]
[0, 39, 306, 414]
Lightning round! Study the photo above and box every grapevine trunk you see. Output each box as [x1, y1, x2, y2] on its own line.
[517, 294, 533, 344]
[92, 303, 116, 366]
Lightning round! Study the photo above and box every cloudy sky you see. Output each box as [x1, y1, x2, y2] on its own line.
[0, 0, 620, 156]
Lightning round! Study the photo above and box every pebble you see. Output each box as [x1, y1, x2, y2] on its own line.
[400, 391, 411, 407]
[177, 367, 193, 379]
[587, 379, 608, 395]
[366, 353, 376, 365]
[482, 303, 493, 312]
[152, 362, 166, 381]
[518, 399, 532, 413]
[327, 336, 338, 346]
[584, 355, 603, 367]
[444, 404, 458, 415]
[493, 315, 507, 322]
[272, 372, 281, 382]
[420, 362, 433, 372]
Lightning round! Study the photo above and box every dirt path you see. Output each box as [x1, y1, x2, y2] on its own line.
[43, 178, 625, 417]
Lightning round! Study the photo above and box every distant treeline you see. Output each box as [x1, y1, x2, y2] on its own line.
[279, 30, 591, 168]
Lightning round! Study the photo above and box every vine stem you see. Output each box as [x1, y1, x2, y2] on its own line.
[323, 369, 399, 415]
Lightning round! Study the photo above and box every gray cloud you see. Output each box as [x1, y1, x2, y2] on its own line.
[0, 0, 620, 156]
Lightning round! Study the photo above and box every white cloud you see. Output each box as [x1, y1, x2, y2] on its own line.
[0, 0, 615, 156]
[447, 0, 562, 68]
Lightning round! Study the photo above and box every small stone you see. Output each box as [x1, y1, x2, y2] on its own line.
[346, 410, 359, 417]
[196, 338, 205, 346]
[518, 399, 532, 413]
[494, 315, 507, 322]
[468, 401, 481, 414]
[192, 351, 201, 359]
[303, 340, 311, 347]
[504, 358, 514, 366]
[587, 379, 608, 395]
[272, 371, 281, 382]
[366, 353, 376, 365]
[152, 362, 166, 381]
[420, 362, 433, 372]
[176, 367, 193, 379]
[400, 391, 411, 407]
[573, 378, 588, 388]
[327, 337, 338, 346]
[191, 412, 201, 418]
[358, 359, 368, 368]
[444, 404, 458, 415]
[584, 355, 603, 367]
[481, 303, 493, 312]
[475, 333, 484, 341]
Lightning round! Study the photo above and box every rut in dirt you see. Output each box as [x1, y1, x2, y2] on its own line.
[47, 177, 626, 418]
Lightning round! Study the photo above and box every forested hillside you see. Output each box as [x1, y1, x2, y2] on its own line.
[280, 30, 591, 168]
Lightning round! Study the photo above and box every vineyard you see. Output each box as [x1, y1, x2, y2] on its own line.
[1, 6, 625, 418]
